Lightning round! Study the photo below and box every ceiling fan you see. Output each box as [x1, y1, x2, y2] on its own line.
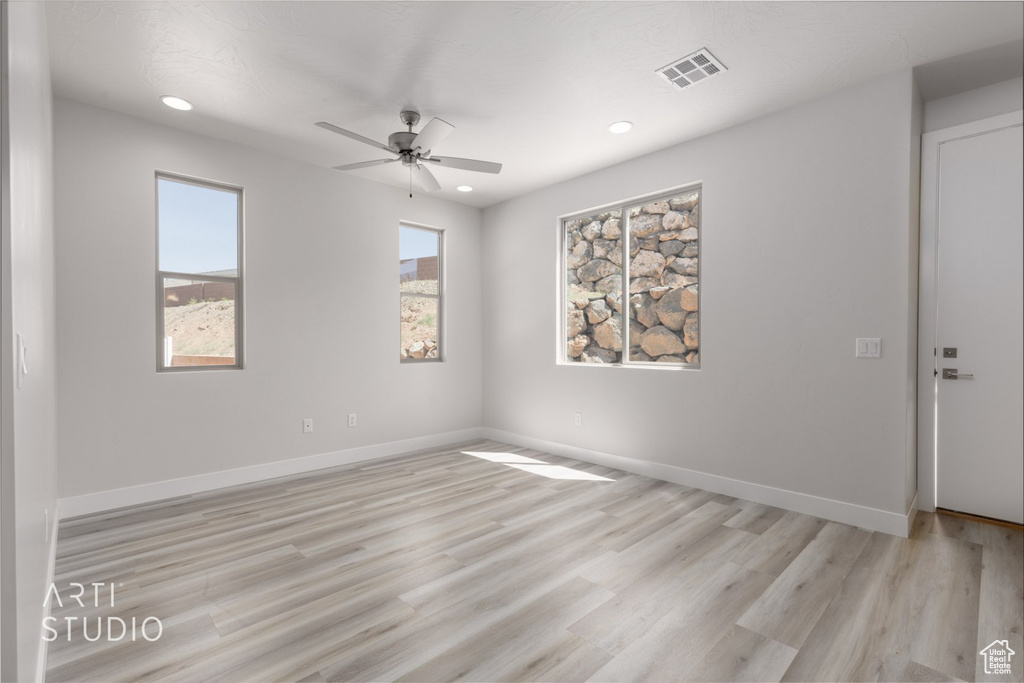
[315, 111, 502, 195]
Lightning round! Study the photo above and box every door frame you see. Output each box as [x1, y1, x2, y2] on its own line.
[917, 109, 1024, 513]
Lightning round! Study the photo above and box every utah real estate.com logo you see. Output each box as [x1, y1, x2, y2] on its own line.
[42, 583, 163, 643]
[980, 640, 1015, 676]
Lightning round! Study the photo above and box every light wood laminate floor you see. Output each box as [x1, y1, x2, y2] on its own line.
[47, 440, 1023, 682]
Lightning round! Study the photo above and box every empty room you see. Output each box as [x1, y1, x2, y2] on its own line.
[2, 1, 1022, 681]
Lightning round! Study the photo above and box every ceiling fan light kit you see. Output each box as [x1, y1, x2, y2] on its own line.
[316, 110, 502, 196]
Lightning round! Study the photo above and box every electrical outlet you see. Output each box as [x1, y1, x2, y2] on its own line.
[574, 412, 583, 427]
[348, 413, 357, 428]
[303, 418, 313, 433]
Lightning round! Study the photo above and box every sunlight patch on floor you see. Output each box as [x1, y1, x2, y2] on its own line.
[460, 451, 614, 481]
[461, 451, 547, 464]
[506, 463, 615, 481]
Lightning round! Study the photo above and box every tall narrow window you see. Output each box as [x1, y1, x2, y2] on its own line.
[157, 174, 243, 370]
[400, 224, 442, 361]
[563, 186, 700, 367]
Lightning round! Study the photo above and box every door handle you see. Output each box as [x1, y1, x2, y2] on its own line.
[941, 368, 975, 380]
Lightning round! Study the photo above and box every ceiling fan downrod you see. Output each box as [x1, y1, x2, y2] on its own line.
[400, 110, 421, 131]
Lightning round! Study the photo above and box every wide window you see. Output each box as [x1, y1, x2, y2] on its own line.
[400, 224, 442, 361]
[156, 174, 243, 370]
[564, 186, 700, 367]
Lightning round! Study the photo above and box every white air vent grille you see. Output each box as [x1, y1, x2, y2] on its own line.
[656, 48, 727, 90]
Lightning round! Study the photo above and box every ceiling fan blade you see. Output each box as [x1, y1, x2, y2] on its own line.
[412, 163, 442, 193]
[316, 121, 397, 155]
[425, 155, 502, 174]
[412, 117, 454, 154]
[332, 158, 400, 171]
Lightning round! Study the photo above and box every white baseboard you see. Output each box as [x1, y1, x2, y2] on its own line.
[905, 491, 919, 536]
[482, 428, 912, 537]
[57, 425, 912, 537]
[59, 428, 484, 519]
[35, 499, 60, 683]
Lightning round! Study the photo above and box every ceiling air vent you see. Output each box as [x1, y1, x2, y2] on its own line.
[656, 48, 727, 90]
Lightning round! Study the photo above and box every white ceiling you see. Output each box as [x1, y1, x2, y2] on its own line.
[45, 1, 1024, 208]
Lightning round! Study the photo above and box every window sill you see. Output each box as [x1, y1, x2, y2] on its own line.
[559, 360, 699, 371]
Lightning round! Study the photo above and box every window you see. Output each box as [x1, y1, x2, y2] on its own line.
[400, 224, 442, 361]
[156, 174, 243, 370]
[563, 186, 700, 367]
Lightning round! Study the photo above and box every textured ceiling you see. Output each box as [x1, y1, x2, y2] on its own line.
[45, 1, 1024, 208]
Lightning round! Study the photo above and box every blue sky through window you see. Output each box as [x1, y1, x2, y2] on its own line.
[159, 177, 238, 275]
[400, 226, 439, 260]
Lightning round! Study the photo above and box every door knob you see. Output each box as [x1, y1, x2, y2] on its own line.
[942, 368, 975, 380]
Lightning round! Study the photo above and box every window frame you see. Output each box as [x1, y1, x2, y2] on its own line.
[155, 172, 245, 372]
[559, 182, 702, 369]
[399, 221, 444, 363]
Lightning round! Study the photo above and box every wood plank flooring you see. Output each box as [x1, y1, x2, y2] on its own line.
[46, 440, 1024, 682]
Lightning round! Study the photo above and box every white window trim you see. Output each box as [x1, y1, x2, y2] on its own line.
[558, 182, 702, 369]
[155, 172, 245, 372]
[399, 221, 444, 363]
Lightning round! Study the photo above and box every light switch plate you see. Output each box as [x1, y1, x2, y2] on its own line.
[856, 338, 882, 358]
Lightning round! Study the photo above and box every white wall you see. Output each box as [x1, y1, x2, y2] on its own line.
[1, 2, 59, 680]
[53, 98, 483, 500]
[923, 77, 1023, 132]
[481, 70, 920, 530]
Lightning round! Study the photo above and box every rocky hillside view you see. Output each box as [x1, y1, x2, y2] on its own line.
[566, 190, 699, 364]
[162, 292, 439, 363]
[401, 279, 439, 359]
[164, 299, 235, 358]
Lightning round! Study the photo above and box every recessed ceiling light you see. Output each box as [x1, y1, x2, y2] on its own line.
[456, 185, 473, 192]
[160, 96, 193, 111]
[608, 121, 633, 134]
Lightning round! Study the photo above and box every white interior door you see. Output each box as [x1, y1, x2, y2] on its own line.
[933, 121, 1023, 524]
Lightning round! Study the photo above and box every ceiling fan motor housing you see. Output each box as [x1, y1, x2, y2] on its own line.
[388, 131, 418, 154]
